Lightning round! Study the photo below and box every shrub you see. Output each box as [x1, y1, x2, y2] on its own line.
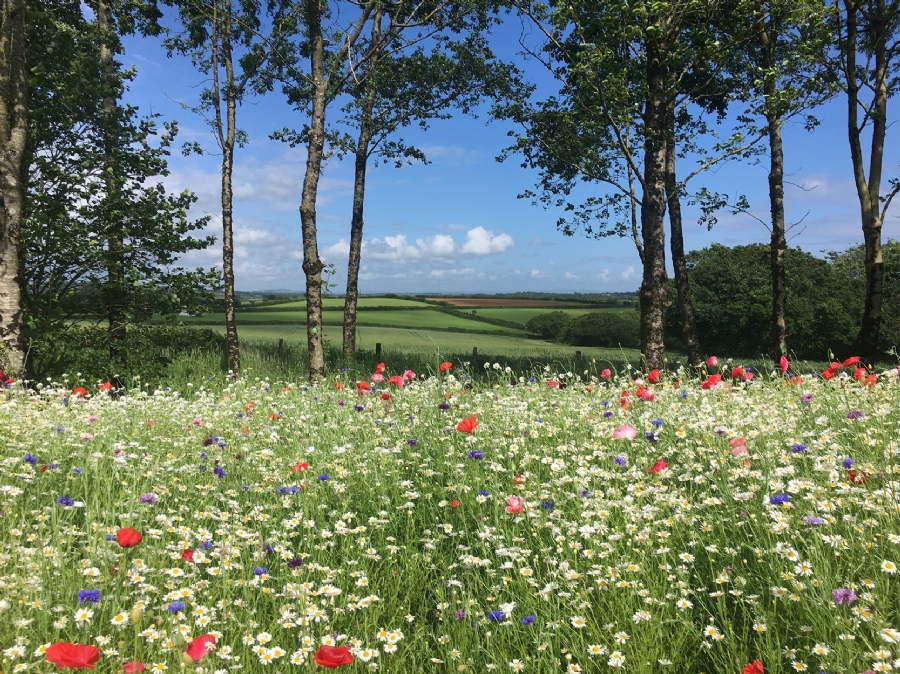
[525, 311, 573, 340]
[564, 311, 640, 348]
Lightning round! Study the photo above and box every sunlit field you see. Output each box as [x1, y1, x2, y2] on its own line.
[2, 358, 899, 673]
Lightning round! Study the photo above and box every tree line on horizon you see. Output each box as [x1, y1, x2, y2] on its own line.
[0, 0, 897, 379]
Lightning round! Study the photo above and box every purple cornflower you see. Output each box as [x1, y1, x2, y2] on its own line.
[407, 440, 418, 447]
[213, 465, 226, 479]
[487, 610, 504, 622]
[769, 493, 790, 505]
[842, 457, 855, 468]
[167, 601, 186, 613]
[77, 589, 100, 604]
[803, 516, 824, 525]
[792, 443, 808, 453]
[645, 431, 658, 443]
[801, 393, 814, 403]
[847, 410, 864, 419]
[832, 588, 857, 605]
[56, 496, 74, 507]
[138, 493, 157, 505]
[468, 450, 484, 460]
[455, 609, 466, 621]
[354, 405, 364, 412]
[438, 403, 450, 410]
[614, 456, 627, 466]
[287, 558, 304, 568]
[521, 615, 536, 625]
[602, 411, 614, 418]
[200, 451, 209, 459]
[337, 400, 345, 406]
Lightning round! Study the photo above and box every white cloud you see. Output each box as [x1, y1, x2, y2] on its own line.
[528, 236, 555, 247]
[460, 226, 515, 255]
[429, 267, 478, 278]
[564, 271, 579, 280]
[620, 265, 635, 280]
[596, 269, 610, 281]
[321, 239, 350, 263]
[530, 269, 545, 279]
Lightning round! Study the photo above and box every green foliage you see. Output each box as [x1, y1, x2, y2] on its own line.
[564, 311, 641, 349]
[525, 310, 573, 339]
[674, 243, 864, 358]
[26, 325, 226, 382]
[23, 3, 220, 339]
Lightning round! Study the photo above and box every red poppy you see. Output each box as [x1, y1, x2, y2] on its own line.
[821, 369, 836, 380]
[787, 376, 804, 385]
[648, 458, 668, 474]
[842, 356, 860, 367]
[450, 499, 461, 508]
[848, 470, 868, 485]
[184, 634, 216, 662]
[356, 381, 370, 393]
[701, 374, 722, 390]
[636, 385, 654, 401]
[376, 362, 386, 374]
[181, 549, 195, 562]
[290, 462, 309, 474]
[115, 528, 142, 548]
[854, 367, 865, 381]
[741, 660, 764, 674]
[706, 356, 719, 367]
[456, 415, 477, 433]
[585, 385, 593, 392]
[380, 393, 391, 401]
[779, 355, 788, 374]
[123, 662, 144, 674]
[731, 366, 744, 379]
[335, 382, 344, 390]
[439, 362, 453, 373]
[647, 369, 661, 384]
[98, 382, 113, 392]
[546, 380, 558, 387]
[512, 474, 526, 485]
[828, 361, 841, 371]
[864, 373, 877, 386]
[313, 645, 354, 668]
[72, 387, 88, 397]
[389, 375, 404, 387]
[46, 643, 100, 670]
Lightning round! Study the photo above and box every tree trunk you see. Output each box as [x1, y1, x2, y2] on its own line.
[639, 32, 669, 371]
[0, 0, 27, 373]
[756, 0, 788, 360]
[219, 0, 241, 373]
[665, 104, 702, 366]
[97, 0, 127, 371]
[299, 0, 327, 379]
[342, 12, 381, 362]
[843, 0, 888, 361]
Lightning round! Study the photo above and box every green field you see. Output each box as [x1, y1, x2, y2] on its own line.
[245, 297, 434, 309]
[198, 323, 638, 358]
[470, 305, 632, 327]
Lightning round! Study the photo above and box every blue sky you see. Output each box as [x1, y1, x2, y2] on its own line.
[119, 14, 899, 294]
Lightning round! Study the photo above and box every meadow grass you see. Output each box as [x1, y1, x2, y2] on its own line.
[246, 298, 434, 310]
[464, 307, 632, 327]
[1, 359, 899, 674]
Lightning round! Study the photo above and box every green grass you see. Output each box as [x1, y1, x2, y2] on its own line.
[246, 297, 434, 309]
[469, 306, 633, 327]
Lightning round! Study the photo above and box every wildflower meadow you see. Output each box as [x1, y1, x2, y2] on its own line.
[1, 358, 899, 674]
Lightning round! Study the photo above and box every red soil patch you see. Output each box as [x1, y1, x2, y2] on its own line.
[426, 298, 585, 307]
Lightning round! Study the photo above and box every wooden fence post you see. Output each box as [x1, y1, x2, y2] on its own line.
[375, 343, 382, 357]
[575, 350, 581, 358]
[278, 338, 284, 349]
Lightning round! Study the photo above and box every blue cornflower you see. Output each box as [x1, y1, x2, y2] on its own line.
[651, 418, 663, 427]
[803, 516, 825, 525]
[468, 450, 484, 460]
[842, 457, 855, 469]
[645, 432, 658, 443]
[77, 589, 100, 604]
[603, 411, 613, 418]
[57, 496, 74, 507]
[213, 466, 226, 479]
[354, 405, 364, 412]
[487, 610, 504, 622]
[478, 489, 490, 497]
[318, 474, 330, 481]
[72, 467, 83, 474]
[407, 439, 418, 446]
[769, 493, 790, 505]
[540, 500, 554, 510]
[56, 426, 65, 433]
[792, 443, 808, 453]
[199, 451, 209, 459]
[521, 615, 536, 625]
[24, 454, 37, 465]
[200, 540, 213, 550]
[614, 456, 627, 466]
[167, 601, 186, 613]
[438, 403, 450, 410]
[679, 392, 689, 398]
[253, 567, 267, 576]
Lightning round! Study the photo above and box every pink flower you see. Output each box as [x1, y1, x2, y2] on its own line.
[505, 496, 524, 514]
[191, 418, 203, 427]
[612, 425, 638, 440]
[370, 373, 385, 382]
[403, 370, 417, 381]
[707, 356, 719, 367]
[389, 375, 404, 388]
[87, 416, 98, 423]
[779, 355, 788, 374]
[600, 368, 611, 379]
[730, 437, 748, 454]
